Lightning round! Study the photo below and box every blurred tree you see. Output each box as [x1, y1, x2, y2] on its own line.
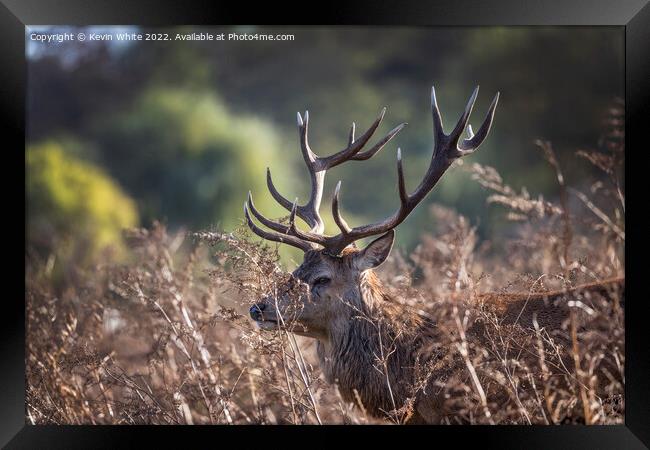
[26, 141, 138, 262]
[92, 87, 294, 232]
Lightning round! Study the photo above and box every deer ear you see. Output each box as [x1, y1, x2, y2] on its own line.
[354, 230, 395, 271]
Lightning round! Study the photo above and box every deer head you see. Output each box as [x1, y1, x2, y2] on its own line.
[246, 86, 499, 339]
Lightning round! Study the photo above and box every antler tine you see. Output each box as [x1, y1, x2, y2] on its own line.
[243, 202, 315, 252]
[330, 148, 409, 247]
[322, 149, 410, 254]
[331, 181, 352, 235]
[459, 92, 500, 153]
[266, 168, 295, 212]
[449, 86, 479, 144]
[247, 191, 290, 234]
[264, 109, 324, 233]
[431, 85, 445, 143]
[314, 107, 387, 170]
[248, 190, 328, 246]
[396, 147, 409, 205]
[297, 111, 317, 165]
[266, 167, 324, 233]
[351, 122, 407, 161]
[322, 85, 499, 254]
[405, 86, 486, 207]
[287, 197, 329, 245]
[248, 191, 322, 245]
[348, 122, 356, 146]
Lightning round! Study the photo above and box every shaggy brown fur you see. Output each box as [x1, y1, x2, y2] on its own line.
[315, 275, 439, 422]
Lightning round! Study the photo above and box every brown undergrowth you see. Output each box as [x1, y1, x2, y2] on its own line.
[26, 102, 624, 424]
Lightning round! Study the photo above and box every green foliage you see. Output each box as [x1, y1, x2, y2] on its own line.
[26, 141, 138, 259]
[93, 87, 292, 232]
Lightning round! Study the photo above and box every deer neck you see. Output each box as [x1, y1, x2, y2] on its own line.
[318, 270, 385, 352]
[316, 272, 413, 415]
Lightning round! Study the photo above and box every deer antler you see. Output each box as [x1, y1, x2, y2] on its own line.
[245, 85, 499, 254]
[245, 107, 406, 251]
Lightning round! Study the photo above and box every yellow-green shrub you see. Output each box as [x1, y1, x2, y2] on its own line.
[27, 141, 138, 261]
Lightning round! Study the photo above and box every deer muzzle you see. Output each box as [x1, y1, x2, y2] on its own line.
[249, 302, 281, 330]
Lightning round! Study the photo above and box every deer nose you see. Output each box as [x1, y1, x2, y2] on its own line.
[249, 303, 266, 321]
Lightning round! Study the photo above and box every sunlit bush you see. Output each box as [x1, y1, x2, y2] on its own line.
[26, 141, 138, 262]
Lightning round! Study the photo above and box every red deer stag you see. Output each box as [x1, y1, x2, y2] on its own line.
[243, 86, 624, 424]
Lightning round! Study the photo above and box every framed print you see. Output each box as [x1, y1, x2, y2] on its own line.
[3, 0, 648, 447]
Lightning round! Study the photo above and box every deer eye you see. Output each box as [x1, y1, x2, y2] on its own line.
[312, 277, 331, 287]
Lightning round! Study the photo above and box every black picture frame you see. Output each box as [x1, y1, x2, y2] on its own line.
[3, 0, 648, 447]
